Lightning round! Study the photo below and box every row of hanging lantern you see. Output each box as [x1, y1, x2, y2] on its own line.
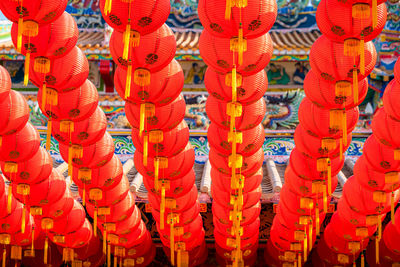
[198, 0, 277, 266]
[0, 65, 98, 266]
[317, 59, 400, 267]
[0, 0, 155, 265]
[99, 0, 207, 266]
[265, 0, 387, 265]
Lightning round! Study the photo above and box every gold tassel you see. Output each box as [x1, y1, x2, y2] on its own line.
[82, 187, 86, 206]
[31, 229, 35, 254]
[139, 103, 146, 137]
[21, 207, 26, 234]
[46, 119, 52, 151]
[378, 215, 382, 240]
[143, 134, 148, 167]
[17, 17, 23, 52]
[316, 207, 320, 236]
[372, 0, 377, 29]
[353, 68, 359, 104]
[94, 209, 98, 237]
[323, 185, 328, 213]
[68, 145, 73, 178]
[107, 244, 111, 267]
[321, 138, 336, 152]
[344, 38, 360, 57]
[238, 26, 244, 65]
[41, 83, 47, 109]
[303, 231, 307, 262]
[375, 237, 379, 264]
[352, 3, 370, 19]
[155, 158, 160, 192]
[361, 252, 365, 267]
[7, 184, 12, 214]
[335, 81, 351, 97]
[114, 255, 117, 267]
[24, 52, 30, 86]
[44, 237, 48, 264]
[104, 0, 112, 15]
[394, 149, 400, 161]
[340, 138, 343, 161]
[360, 38, 365, 75]
[329, 110, 343, 130]
[298, 253, 302, 267]
[123, 23, 131, 61]
[103, 230, 107, 255]
[125, 61, 132, 99]
[308, 222, 313, 252]
[2, 248, 5, 267]
[170, 219, 175, 266]
[392, 192, 395, 224]
[342, 110, 348, 147]
[60, 120, 73, 133]
[232, 66, 237, 102]
[225, 0, 233, 19]
[327, 160, 332, 195]
[160, 186, 166, 230]
[134, 68, 151, 86]
[33, 57, 50, 74]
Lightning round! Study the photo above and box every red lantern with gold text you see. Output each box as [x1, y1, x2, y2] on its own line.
[0, 90, 29, 136]
[383, 79, 400, 122]
[0, 65, 11, 102]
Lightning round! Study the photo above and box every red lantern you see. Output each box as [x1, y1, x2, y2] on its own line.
[215, 227, 258, 251]
[212, 185, 261, 209]
[72, 154, 123, 191]
[125, 94, 186, 133]
[214, 217, 259, 244]
[37, 79, 98, 122]
[52, 107, 107, 146]
[298, 97, 359, 139]
[0, 65, 11, 102]
[324, 223, 369, 255]
[372, 108, 400, 149]
[114, 59, 184, 104]
[134, 144, 195, 180]
[209, 147, 264, 177]
[206, 95, 266, 131]
[205, 68, 268, 105]
[0, 90, 29, 136]
[199, 30, 273, 76]
[59, 132, 115, 169]
[363, 136, 400, 173]
[51, 200, 86, 235]
[131, 121, 189, 158]
[0, 123, 40, 162]
[29, 46, 89, 92]
[336, 196, 383, 227]
[143, 169, 196, 199]
[213, 201, 261, 226]
[383, 80, 400, 122]
[97, 206, 141, 236]
[152, 202, 201, 227]
[73, 234, 102, 262]
[82, 175, 130, 207]
[208, 123, 265, 156]
[383, 222, 400, 258]
[329, 212, 377, 242]
[317, 0, 387, 43]
[110, 24, 176, 72]
[279, 185, 325, 215]
[310, 35, 377, 82]
[0, 185, 18, 218]
[50, 218, 93, 249]
[211, 167, 262, 194]
[353, 155, 400, 192]
[0, 202, 28, 234]
[115, 221, 150, 248]
[1, 147, 52, 185]
[304, 69, 368, 110]
[99, 0, 170, 35]
[198, 0, 277, 39]
[317, 233, 359, 266]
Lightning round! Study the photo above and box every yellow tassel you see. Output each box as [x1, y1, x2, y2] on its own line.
[392, 192, 395, 224]
[323, 185, 328, 213]
[342, 111, 347, 147]
[125, 61, 132, 99]
[344, 38, 361, 57]
[103, 230, 107, 254]
[360, 38, 365, 75]
[232, 66, 237, 103]
[170, 219, 175, 266]
[17, 17, 23, 52]
[394, 149, 400, 161]
[46, 119, 52, 151]
[2, 248, 5, 267]
[335, 81, 352, 97]
[378, 215, 382, 240]
[155, 158, 160, 192]
[107, 244, 111, 267]
[31, 229, 35, 254]
[60, 120, 73, 133]
[41, 83, 47, 109]
[22, 21, 38, 37]
[316, 207, 320, 236]
[104, 0, 112, 15]
[160, 186, 166, 230]
[143, 134, 148, 167]
[7, 184, 12, 214]
[238, 26, 244, 66]
[340, 138, 343, 161]
[139, 103, 146, 137]
[225, 0, 233, 19]
[123, 23, 131, 61]
[134, 68, 151, 86]
[298, 253, 302, 267]
[308, 222, 313, 251]
[327, 160, 332, 195]
[303, 231, 307, 262]
[94, 209, 98, 237]
[372, 0, 377, 29]
[0, 136, 2, 147]
[82, 187, 86, 206]
[33, 57, 50, 74]
[68, 145, 73, 178]
[352, 3, 370, 19]
[361, 252, 365, 267]
[21, 207, 26, 234]
[44, 237, 48, 264]
[114, 255, 117, 267]
[24, 52, 30, 86]
[353, 68, 359, 104]
[375, 237, 379, 264]
[321, 138, 337, 152]
[329, 110, 343, 130]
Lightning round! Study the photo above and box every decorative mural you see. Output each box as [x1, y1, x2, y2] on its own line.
[66, 0, 104, 29]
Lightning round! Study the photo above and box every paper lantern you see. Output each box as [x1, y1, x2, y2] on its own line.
[363, 136, 400, 173]
[199, 30, 273, 76]
[110, 24, 176, 73]
[208, 123, 265, 156]
[395, 60, 400, 83]
[50, 219, 93, 249]
[211, 167, 263, 194]
[372, 107, 400, 150]
[383, 80, 400, 122]
[98, 206, 141, 236]
[52, 107, 107, 146]
[213, 201, 261, 226]
[198, 0, 277, 39]
[0, 185, 18, 218]
[29, 46, 89, 92]
[0, 90, 29, 136]
[0, 123, 40, 162]
[324, 223, 369, 255]
[214, 217, 260, 244]
[0, 65, 11, 102]
[1, 147, 52, 185]
[317, 234, 360, 266]
[50, 200, 86, 235]
[304, 69, 368, 110]
[152, 202, 201, 227]
[37, 79, 98, 122]
[205, 68, 268, 106]
[114, 59, 183, 105]
[206, 95, 266, 131]
[329, 212, 377, 242]
[0, 202, 28, 234]
[279, 185, 325, 215]
[212, 186, 261, 209]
